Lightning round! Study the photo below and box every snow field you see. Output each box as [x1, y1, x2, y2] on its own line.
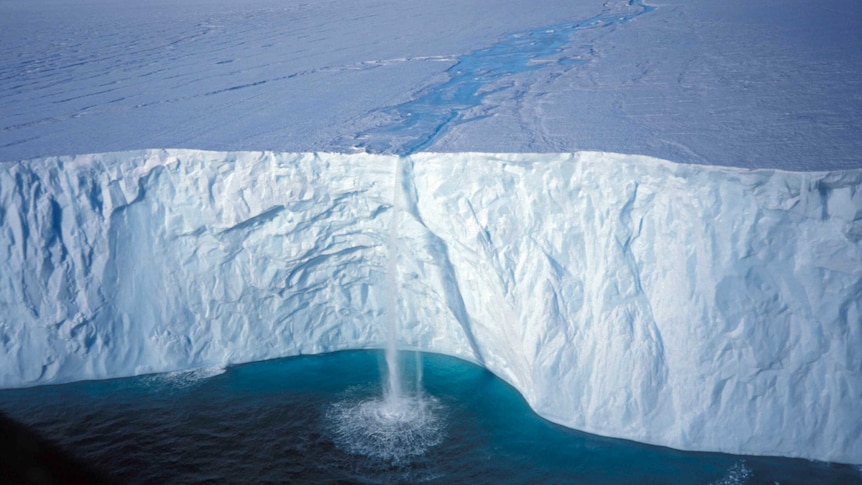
[2, 0, 860, 169]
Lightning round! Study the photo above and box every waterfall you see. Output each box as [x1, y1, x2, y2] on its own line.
[384, 155, 404, 403]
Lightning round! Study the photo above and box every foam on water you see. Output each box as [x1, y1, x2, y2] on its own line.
[710, 460, 753, 485]
[327, 392, 444, 463]
[142, 365, 226, 391]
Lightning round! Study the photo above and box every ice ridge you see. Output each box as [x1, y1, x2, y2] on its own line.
[0, 149, 860, 464]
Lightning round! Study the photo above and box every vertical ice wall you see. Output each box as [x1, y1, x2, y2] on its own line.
[0, 150, 860, 463]
[406, 152, 862, 463]
[0, 150, 397, 385]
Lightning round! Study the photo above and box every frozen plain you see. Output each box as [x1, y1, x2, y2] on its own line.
[1, 0, 862, 465]
[2, 0, 860, 168]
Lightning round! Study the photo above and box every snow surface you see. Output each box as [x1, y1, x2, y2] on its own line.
[1, 149, 860, 464]
[2, 0, 862, 465]
[1, 0, 860, 169]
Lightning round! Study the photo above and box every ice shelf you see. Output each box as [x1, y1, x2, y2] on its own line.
[1, 149, 860, 463]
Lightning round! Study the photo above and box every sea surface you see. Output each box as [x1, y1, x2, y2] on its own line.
[0, 351, 858, 484]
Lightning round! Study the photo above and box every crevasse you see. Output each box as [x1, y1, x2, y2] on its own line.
[1, 149, 860, 464]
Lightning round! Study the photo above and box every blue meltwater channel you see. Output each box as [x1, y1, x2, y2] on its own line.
[0, 351, 859, 484]
[343, 1, 655, 155]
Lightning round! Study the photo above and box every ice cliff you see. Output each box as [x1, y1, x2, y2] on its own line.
[1, 150, 860, 463]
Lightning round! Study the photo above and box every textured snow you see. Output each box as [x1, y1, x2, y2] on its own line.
[2, 0, 860, 169]
[1, 149, 860, 464]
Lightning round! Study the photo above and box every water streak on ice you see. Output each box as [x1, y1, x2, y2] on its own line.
[344, 0, 655, 154]
[384, 156, 403, 402]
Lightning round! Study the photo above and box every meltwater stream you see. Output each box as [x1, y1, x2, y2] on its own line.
[342, 0, 655, 154]
[0, 351, 859, 484]
[326, 156, 445, 465]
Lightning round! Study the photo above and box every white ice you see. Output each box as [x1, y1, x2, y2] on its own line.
[1, 150, 860, 464]
[1, 0, 860, 168]
[1, 0, 861, 466]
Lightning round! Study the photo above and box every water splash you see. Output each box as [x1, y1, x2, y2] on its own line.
[327, 392, 444, 463]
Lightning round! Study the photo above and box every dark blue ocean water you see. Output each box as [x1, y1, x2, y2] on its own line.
[0, 351, 858, 484]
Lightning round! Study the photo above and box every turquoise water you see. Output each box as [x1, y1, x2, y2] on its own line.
[0, 351, 858, 484]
